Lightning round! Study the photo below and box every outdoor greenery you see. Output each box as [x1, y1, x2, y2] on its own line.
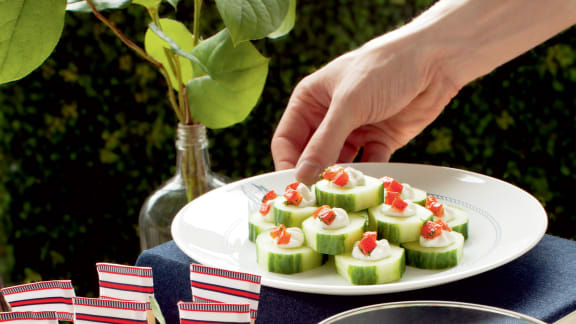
[1, 0, 575, 297]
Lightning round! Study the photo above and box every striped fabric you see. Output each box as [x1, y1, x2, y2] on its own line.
[0, 311, 58, 323]
[73, 297, 150, 324]
[178, 302, 250, 324]
[96, 263, 154, 302]
[0, 280, 74, 321]
[189, 264, 262, 320]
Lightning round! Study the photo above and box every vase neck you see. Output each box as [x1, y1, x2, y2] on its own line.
[174, 123, 212, 199]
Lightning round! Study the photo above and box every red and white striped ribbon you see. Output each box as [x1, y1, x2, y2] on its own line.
[189, 264, 262, 320]
[178, 302, 251, 324]
[0, 280, 74, 321]
[73, 297, 150, 324]
[0, 311, 58, 324]
[96, 263, 154, 302]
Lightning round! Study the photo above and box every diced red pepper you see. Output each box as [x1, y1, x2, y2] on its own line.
[382, 176, 403, 192]
[277, 230, 292, 245]
[312, 205, 337, 225]
[332, 169, 349, 186]
[435, 218, 452, 232]
[284, 189, 302, 206]
[270, 225, 286, 239]
[259, 202, 272, 215]
[285, 182, 300, 192]
[262, 190, 277, 203]
[312, 205, 332, 218]
[425, 195, 438, 208]
[358, 231, 378, 255]
[321, 166, 342, 181]
[421, 221, 442, 239]
[384, 191, 401, 205]
[391, 197, 408, 213]
[428, 201, 444, 217]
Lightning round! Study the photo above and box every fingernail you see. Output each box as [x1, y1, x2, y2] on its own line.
[295, 160, 322, 186]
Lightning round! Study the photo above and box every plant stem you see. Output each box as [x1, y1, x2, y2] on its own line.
[86, 0, 185, 123]
[193, 0, 203, 46]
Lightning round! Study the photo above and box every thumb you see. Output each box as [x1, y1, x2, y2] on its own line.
[294, 110, 356, 185]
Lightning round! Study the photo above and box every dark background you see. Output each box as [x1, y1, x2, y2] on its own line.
[1, 0, 575, 296]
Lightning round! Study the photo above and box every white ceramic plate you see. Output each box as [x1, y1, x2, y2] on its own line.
[172, 163, 547, 295]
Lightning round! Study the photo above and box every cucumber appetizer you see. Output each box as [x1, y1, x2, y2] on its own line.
[425, 195, 469, 240]
[315, 166, 383, 212]
[368, 193, 433, 244]
[335, 232, 405, 285]
[256, 225, 325, 274]
[302, 206, 368, 255]
[247, 165, 471, 284]
[402, 219, 465, 269]
[273, 182, 318, 227]
[248, 190, 278, 242]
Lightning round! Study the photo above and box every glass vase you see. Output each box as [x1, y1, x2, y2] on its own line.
[138, 123, 226, 251]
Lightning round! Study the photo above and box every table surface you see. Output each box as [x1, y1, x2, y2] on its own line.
[136, 234, 576, 324]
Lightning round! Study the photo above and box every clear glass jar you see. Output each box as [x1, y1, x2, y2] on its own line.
[138, 123, 226, 250]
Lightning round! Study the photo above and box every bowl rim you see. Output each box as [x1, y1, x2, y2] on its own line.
[318, 300, 547, 324]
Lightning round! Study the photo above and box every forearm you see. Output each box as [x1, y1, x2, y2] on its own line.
[388, 0, 576, 88]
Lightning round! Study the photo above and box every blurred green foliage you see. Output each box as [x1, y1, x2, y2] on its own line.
[1, 0, 575, 295]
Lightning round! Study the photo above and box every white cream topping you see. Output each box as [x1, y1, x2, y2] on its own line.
[275, 227, 305, 249]
[436, 205, 456, 222]
[400, 183, 415, 200]
[381, 201, 417, 217]
[260, 199, 275, 222]
[419, 229, 459, 247]
[328, 167, 365, 188]
[315, 207, 350, 229]
[352, 239, 391, 260]
[296, 183, 316, 207]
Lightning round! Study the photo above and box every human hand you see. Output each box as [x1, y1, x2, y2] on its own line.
[271, 31, 461, 185]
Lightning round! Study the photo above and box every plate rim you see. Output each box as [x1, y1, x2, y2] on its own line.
[172, 162, 548, 295]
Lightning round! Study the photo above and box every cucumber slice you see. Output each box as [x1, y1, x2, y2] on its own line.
[335, 245, 405, 285]
[369, 204, 433, 244]
[302, 212, 368, 255]
[272, 197, 317, 227]
[315, 176, 383, 212]
[256, 231, 325, 274]
[438, 206, 469, 240]
[402, 232, 465, 269]
[248, 211, 275, 243]
[400, 186, 427, 205]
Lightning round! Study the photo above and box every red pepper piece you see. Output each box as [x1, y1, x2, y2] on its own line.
[321, 167, 342, 181]
[284, 189, 302, 206]
[421, 221, 443, 239]
[384, 191, 401, 205]
[428, 201, 444, 217]
[425, 195, 438, 208]
[435, 218, 452, 232]
[262, 190, 277, 203]
[391, 197, 408, 213]
[285, 182, 300, 192]
[358, 231, 378, 255]
[382, 177, 403, 192]
[270, 225, 286, 239]
[277, 230, 292, 245]
[312, 205, 337, 225]
[312, 205, 332, 218]
[332, 169, 349, 186]
[259, 202, 272, 215]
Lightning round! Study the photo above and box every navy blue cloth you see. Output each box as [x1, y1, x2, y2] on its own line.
[136, 235, 576, 324]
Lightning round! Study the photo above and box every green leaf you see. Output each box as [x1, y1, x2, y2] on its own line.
[268, 0, 296, 39]
[145, 19, 196, 91]
[150, 296, 166, 324]
[132, 0, 161, 8]
[0, 0, 66, 84]
[215, 0, 290, 44]
[66, 0, 131, 12]
[186, 29, 269, 129]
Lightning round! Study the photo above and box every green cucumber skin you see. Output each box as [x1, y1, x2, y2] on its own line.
[450, 222, 468, 240]
[315, 177, 384, 212]
[256, 232, 324, 274]
[272, 198, 317, 227]
[248, 211, 275, 243]
[335, 246, 405, 285]
[439, 206, 470, 240]
[302, 212, 367, 255]
[369, 204, 433, 244]
[402, 233, 465, 269]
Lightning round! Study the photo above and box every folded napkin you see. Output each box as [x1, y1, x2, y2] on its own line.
[189, 264, 262, 320]
[73, 297, 151, 324]
[178, 302, 251, 324]
[0, 280, 74, 321]
[0, 311, 58, 324]
[96, 263, 154, 302]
